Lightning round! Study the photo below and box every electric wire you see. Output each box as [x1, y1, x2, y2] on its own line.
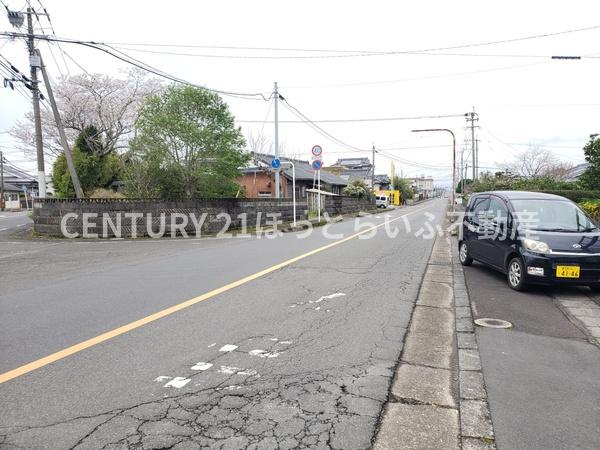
[0, 32, 272, 101]
[98, 24, 600, 60]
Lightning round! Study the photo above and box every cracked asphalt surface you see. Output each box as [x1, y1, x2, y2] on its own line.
[0, 199, 446, 449]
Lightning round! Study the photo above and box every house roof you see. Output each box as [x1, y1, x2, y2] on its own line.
[373, 174, 391, 184]
[334, 157, 372, 167]
[2, 164, 36, 183]
[250, 153, 348, 186]
[565, 162, 589, 181]
[1, 181, 21, 192]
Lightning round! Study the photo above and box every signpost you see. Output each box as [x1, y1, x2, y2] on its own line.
[311, 145, 323, 222]
[272, 158, 297, 227]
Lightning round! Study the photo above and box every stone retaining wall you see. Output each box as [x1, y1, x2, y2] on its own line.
[33, 196, 375, 238]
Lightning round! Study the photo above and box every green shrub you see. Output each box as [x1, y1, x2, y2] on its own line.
[539, 190, 600, 203]
[579, 199, 600, 222]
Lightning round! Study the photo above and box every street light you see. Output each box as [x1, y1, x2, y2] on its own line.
[411, 128, 456, 212]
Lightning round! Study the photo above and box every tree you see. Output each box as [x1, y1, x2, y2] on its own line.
[392, 176, 414, 200]
[342, 179, 370, 198]
[52, 126, 121, 197]
[580, 135, 600, 190]
[12, 69, 161, 159]
[124, 85, 249, 199]
[504, 147, 572, 178]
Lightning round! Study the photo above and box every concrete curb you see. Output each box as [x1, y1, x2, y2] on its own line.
[373, 234, 461, 450]
[451, 240, 497, 450]
[373, 232, 497, 449]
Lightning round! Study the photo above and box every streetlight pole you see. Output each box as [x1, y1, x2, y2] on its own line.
[411, 128, 456, 212]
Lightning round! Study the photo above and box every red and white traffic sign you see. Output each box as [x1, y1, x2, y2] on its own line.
[311, 145, 323, 157]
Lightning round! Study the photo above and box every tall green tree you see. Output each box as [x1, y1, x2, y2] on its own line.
[580, 135, 600, 190]
[391, 176, 414, 201]
[124, 85, 249, 199]
[52, 125, 121, 197]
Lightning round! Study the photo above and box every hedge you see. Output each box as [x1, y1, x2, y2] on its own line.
[537, 190, 600, 203]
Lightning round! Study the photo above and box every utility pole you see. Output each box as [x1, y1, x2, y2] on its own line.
[26, 7, 46, 197]
[273, 82, 280, 198]
[371, 145, 376, 193]
[466, 109, 479, 182]
[37, 50, 83, 198]
[0, 150, 4, 211]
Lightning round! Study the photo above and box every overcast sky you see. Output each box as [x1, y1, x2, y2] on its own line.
[1, 0, 599, 184]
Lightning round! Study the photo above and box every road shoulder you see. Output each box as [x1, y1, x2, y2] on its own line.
[374, 233, 496, 449]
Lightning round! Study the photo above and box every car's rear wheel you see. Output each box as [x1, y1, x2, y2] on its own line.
[459, 241, 473, 266]
[507, 257, 526, 291]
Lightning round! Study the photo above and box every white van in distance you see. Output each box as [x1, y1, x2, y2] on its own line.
[375, 195, 390, 208]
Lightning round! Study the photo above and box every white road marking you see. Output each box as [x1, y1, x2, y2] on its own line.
[154, 376, 171, 382]
[279, 341, 292, 345]
[207, 343, 216, 348]
[219, 344, 238, 352]
[219, 365, 241, 375]
[191, 362, 213, 371]
[238, 369, 258, 376]
[0, 228, 7, 232]
[314, 292, 346, 303]
[249, 349, 281, 358]
[163, 377, 190, 388]
[269, 338, 278, 341]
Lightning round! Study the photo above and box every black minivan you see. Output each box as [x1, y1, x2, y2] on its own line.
[459, 191, 600, 291]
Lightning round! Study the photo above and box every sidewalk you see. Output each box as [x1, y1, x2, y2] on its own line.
[463, 257, 600, 450]
[373, 231, 600, 449]
[373, 234, 495, 449]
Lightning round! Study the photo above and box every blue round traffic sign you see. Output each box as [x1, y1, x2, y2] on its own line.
[311, 159, 322, 170]
[271, 158, 281, 169]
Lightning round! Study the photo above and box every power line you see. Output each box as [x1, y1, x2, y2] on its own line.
[0, 31, 272, 101]
[279, 96, 453, 170]
[97, 24, 600, 59]
[109, 44, 600, 61]
[282, 61, 549, 89]
[237, 113, 466, 124]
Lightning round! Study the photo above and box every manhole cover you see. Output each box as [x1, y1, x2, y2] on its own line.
[474, 318, 513, 329]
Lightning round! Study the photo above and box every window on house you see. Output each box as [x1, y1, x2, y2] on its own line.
[258, 191, 272, 198]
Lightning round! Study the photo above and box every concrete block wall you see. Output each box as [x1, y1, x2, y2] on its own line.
[33, 196, 375, 238]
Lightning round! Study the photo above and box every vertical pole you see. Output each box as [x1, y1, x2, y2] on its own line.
[0, 150, 4, 211]
[27, 8, 46, 198]
[291, 163, 296, 227]
[470, 112, 476, 182]
[37, 50, 83, 198]
[371, 145, 375, 193]
[317, 169, 321, 223]
[273, 82, 280, 199]
[450, 131, 456, 213]
[460, 148, 464, 194]
[475, 136, 479, 181]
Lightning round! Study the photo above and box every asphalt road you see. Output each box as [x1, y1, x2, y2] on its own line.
[0, 211, 32, 238]
[464, 261, 600, 450]
[0, 199, 446, 449]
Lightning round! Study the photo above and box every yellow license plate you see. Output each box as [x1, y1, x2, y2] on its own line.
[556, 265, 580, 278]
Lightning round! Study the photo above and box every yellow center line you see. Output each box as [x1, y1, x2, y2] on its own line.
[0, 204, 433, 385]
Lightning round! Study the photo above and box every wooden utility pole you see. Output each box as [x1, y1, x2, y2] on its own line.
[37, 50, 83, 198]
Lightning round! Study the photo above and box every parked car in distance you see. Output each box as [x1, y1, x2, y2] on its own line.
[376, 195, 390, 208]
[459, 191, 600, 291]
